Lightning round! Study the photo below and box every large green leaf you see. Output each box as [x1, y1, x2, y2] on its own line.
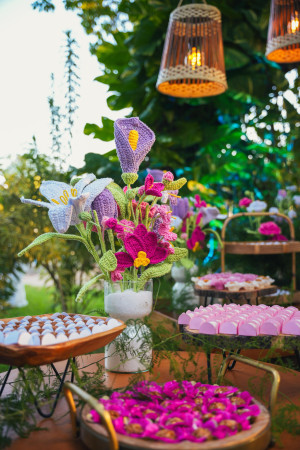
[18, 233, 86, 257]
[137, 262, 172, 290]
[75, 274, 104, 302]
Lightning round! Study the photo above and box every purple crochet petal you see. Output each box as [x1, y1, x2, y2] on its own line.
[91, 189, 118, 224]
[114, 117, 155, 173]
[172, 198, 190, 219]
[124, 234, 145, 260]
[147, 169, 164, 182]
[150, 247, 168, 264]
[115, 252, 133, 271]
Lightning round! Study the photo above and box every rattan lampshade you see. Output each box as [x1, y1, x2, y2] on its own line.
[266, 0, 300, 63]
[156, 1, 227, 98]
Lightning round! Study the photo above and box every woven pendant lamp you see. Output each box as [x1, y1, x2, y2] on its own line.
[266, 0, 300, 63]
[156, 0, 227, 98]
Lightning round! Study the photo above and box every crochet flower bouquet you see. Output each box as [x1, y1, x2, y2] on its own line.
[18, 118, 188, 299]
[170, 194, 222, 269]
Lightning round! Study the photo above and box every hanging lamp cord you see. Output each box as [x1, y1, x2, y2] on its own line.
[177, 0, 207, 6]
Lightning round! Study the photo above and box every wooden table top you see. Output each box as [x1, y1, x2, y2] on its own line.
[3, 350, 300, 450]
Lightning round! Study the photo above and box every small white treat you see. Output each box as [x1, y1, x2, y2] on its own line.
[56, 333, 68, 343]
[39, 317, 48, 322]
[23, 316, 32, 320]
[92, 324, 108, 334]
[75, 320, 85, 328]
[67, 323, 76, 331]
[3, 326, 14, 333]
[20, 319, 30, 324]
[96, 319, 105, 324]
[106, 319, 122, 329]
[29, 326, 40, 333]
[4, 331, 20, 345]
[29, 333, 41, 345]
[0, 320, 4, 325]
[68, 331, 80, 340]
[0, 331, 4, 343]
[51, 313, 61, 318]
[55, 326, 65, 334]
[86, 319, 95, 326]
[43, 324, 54, 331]
[41, 333, 56, 345]
[79, 328, 91, 338]
[8, 319, 19, 324]
[18, 331, 32, 345]
[60, 312, 69, 316]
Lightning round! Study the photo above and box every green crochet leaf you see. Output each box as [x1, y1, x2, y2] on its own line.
[99, 250, 117, 272]
[106, 182, 127, 218]
[75, 274, 104, 302]
[137, 262, 172, 290]
[18, 233, 87, 257]
[164, 177, 187, 190]
[121, 172, 138, 185]
[180, 257, 195, 270]
[166, 247, 188, 262]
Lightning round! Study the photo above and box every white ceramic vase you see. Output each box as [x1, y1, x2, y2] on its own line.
[171, 264, 200, 309]
[104, 280, 153, 373]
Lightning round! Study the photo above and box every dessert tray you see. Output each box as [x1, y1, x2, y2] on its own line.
[0, 313, 126, 367]
[64, 355, 277, 450]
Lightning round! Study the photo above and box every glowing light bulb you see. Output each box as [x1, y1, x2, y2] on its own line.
[186, 47, 202, 69]
[288, 11, 299, 34]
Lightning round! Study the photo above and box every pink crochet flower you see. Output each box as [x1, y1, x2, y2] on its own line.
[195, 194, 207, 208]
[239, 197, 252, 208]
[111, 269, 123, 282]
[115, 224, 168, 271]
[162, 171, 174, 182]
[116, 219, 135, 240]
[187, 227, 206, 252]
[139, 174, 165, 197]
[258, 221, 281, 236]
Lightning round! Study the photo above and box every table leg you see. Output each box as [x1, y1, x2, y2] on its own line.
[0, 365, 13, 397]
[18, 358, 73, 418]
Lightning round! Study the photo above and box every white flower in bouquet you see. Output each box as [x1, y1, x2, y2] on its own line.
[293, 195, 300, 206]
[288, 210, 297, 219]
[246, 200, 267, 212]
[286, 185, 297, 191]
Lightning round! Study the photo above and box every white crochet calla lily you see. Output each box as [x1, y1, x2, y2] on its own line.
[21, 174, 113, 233]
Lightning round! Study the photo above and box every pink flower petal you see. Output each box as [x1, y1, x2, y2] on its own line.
[124, 234, 145, 259]
[150, 247, 168, 264]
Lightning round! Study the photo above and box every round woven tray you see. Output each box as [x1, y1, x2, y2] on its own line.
[80, 401, 271, 450]
[223, 241, 300, 255]
[193, 286, 277, 301]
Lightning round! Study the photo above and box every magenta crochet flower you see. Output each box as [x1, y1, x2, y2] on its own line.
[114, 117, 155, 174]
[187, 226, 206, 252]
[258, 221, 281, 236]
[139, 174, 165, 197]
[195, 194, 207, 208]
[239, 197, 252, 208]
[115, 224, 168, 271]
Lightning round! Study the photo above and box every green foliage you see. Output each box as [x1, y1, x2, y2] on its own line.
[137, 262, 172, 290]
[75, 274, 104, 302]
[55, 0, 299, 203]
[0, 147, 94, 311]
[166, 247, 188, 263]
[99, 250, 117, 272]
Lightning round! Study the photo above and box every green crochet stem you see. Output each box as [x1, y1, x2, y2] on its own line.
[93, 210, 106, 254]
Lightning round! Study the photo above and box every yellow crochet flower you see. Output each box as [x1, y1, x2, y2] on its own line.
[134, 251, 150, 268]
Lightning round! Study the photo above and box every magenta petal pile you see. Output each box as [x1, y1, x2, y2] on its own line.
[90, 380, 260, 443]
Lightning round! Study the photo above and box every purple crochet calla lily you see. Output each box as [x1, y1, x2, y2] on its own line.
[115, 224, 167, 271]
[172, 197, 190, 219]
[114, 117, 155, 174]
[198, 206, 219, 226]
